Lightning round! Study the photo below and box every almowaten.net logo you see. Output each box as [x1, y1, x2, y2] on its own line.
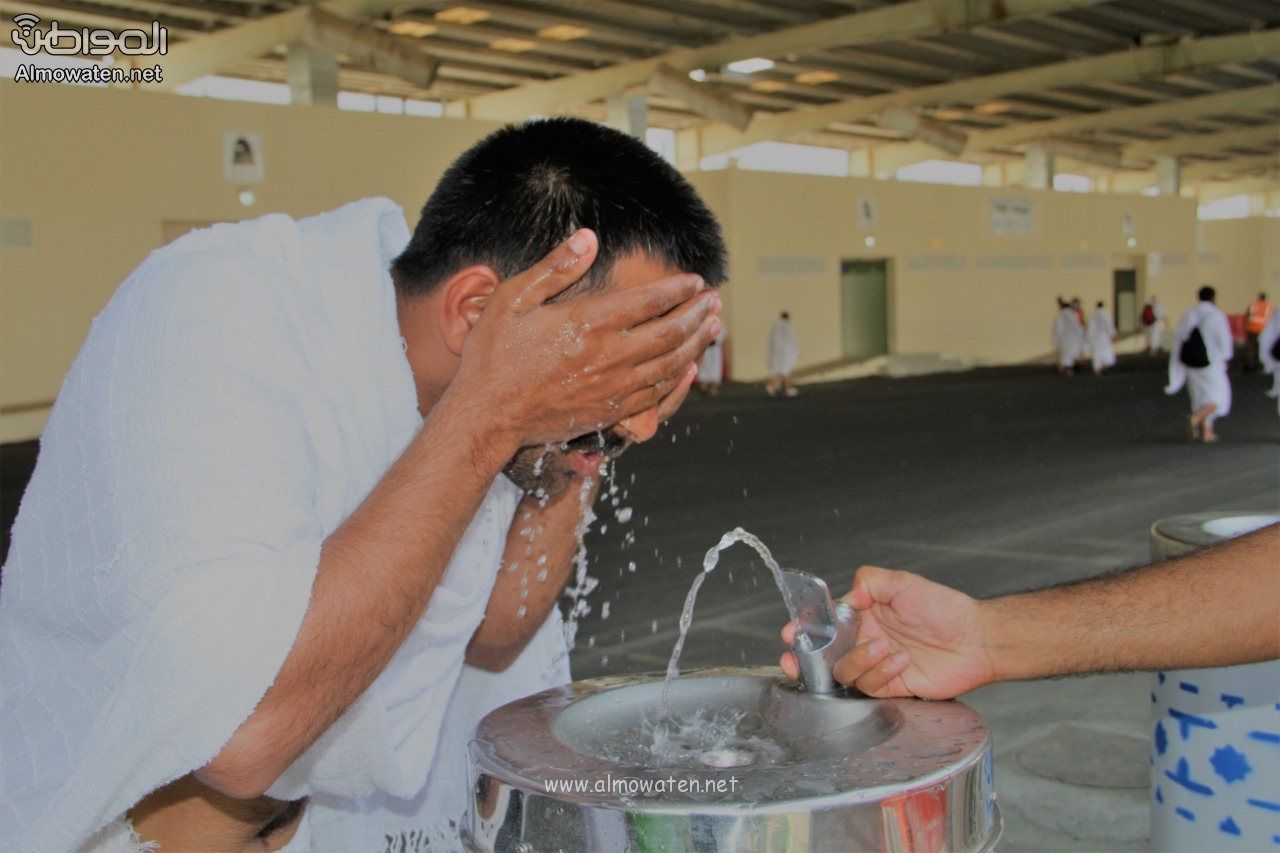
[9, 13, 166, 84]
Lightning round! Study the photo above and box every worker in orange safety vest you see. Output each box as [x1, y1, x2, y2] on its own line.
[1244, 292, 1273, 372]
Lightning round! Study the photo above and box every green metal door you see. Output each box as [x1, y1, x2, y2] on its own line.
[840, 260, 888, 360]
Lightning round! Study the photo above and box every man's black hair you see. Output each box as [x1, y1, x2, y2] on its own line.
[1199, 285, 1216, 302]
[392, 117, 727, 298]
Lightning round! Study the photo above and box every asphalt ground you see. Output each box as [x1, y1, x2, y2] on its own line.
[566, 355, 1279, 680]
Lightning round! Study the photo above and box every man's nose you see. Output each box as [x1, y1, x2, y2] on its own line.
[615, 407, 660, 444]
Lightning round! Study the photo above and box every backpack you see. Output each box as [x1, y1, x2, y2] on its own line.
[1141, 304, 1156, 325]
[1179, 326, 1210, 369]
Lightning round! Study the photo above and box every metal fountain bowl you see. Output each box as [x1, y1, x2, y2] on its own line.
[466, 666, 1001, 852]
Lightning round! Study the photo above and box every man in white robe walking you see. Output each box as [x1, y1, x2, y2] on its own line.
[1259, 307, 1280, 413]
[1052, 299, 1085, 376]
[697, 322, 726, 396]
[767, 311, 800, 397]
[1142, 295, 1167, 356]
[1166, 285, 1234, 443]
[1086, 301, 1116, 376]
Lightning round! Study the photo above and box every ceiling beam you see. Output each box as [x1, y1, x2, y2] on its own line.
[1124, 124, 1280, 160]
[304, 8, 438, 89]
[649, 64, 752, 130]
[1040, 136, 1122, 168]
[136, 7, 309, 90]
[683, 28, 1280, 161]
[446, 0, 1110, 120]
[1182, 153, 1279, 181]
[877, 107, 967, 155]
[966, 83, 1280, 153]
[1110, 153, 1279, 192]
[1195, 176, 1279, 203]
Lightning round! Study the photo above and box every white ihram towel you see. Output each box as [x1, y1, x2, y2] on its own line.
[0, 199, 520, 850]
[1165, 300, 1233, 417]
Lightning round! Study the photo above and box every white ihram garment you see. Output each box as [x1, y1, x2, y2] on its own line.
[0, 198, 568, 852]
[698, 324, 726, 384]
[1144, 300, 1165, 351]
[1086, 308, 1116, 372]
[1165, 301, 1234, 428]
[768, 318, 799, 376]
[1052, 308, 1085, 368]
[1259, 309, 1280, 401]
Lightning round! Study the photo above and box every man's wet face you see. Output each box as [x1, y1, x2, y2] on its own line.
[500, 251, 682, 496]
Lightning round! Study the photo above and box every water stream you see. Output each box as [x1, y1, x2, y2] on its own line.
[654, 527, 812, 732]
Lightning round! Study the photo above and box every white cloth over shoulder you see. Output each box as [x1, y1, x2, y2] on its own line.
[1087, 308, 1116, 371]
[768, 317, 799, 376]
[306, 608, 571, 851]
[0, 198, 531, 851]
[1052, 308, 1085, 367]
[698, 324, 726, 384]
[1165, 301, 1233, 418]
[1260, 309, 1280, 399]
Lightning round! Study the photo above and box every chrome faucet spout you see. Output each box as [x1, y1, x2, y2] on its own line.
[779, 569, 859, 694]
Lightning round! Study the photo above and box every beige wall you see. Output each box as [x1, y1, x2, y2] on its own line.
[1, 81, 1273, 439]
[0, 80, 500, 441]
[1197, 217, 1280, 311]
[687, 168, 1228, 379]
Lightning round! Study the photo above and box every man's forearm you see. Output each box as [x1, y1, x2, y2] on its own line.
[982, 524, 1280, 682]
[198, 392, 517, 799]
[467, 474, 601, 671]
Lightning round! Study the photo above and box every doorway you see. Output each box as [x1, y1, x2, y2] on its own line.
[840, 260, 889, 360]
[1113, 268, 1138, 334]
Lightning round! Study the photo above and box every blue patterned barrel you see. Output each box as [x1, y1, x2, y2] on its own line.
[1149, 513, 1280, 851]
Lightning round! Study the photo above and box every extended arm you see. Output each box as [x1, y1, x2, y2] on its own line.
[467, 475, 601, 672]
[781, 523, 1280, 699]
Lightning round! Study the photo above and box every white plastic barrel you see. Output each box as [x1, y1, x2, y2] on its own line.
[1148, 512, 1280, 852]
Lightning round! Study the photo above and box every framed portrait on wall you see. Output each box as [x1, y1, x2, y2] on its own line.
[223, 131, 264, 183]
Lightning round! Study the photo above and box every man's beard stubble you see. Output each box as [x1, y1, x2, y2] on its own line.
[503, 429, 628, 496]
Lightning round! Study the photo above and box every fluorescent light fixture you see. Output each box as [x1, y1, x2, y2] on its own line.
[750, 80, 787, 93]
[973, 101, 1011, 116]
[1126, 237, 1137, 247]
[537, 24, 590, 40]
[725, 57, 774, 74]
[388, 19, 439, 38]
[864, 235, 876, 247]
[688, 69, 707, 82]
[794, 70, 838, 85]
[489, 37, 537, 52]
[435, 6, 490, 24]
[238, 189, 256, 206]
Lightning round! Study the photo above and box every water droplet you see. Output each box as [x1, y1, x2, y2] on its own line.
[616, 507, 633, 523]
[601, 601, 611, 620]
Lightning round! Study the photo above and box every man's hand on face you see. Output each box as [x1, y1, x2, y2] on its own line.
[454, 228, 722, 458]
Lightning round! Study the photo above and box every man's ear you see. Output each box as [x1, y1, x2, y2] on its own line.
[439, 265, 501, 356]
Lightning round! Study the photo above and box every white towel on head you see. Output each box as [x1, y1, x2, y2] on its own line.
[0, 198, 521, 850]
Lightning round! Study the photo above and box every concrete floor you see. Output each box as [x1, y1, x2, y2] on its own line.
[565, 354, 1278, 852]
[2, 354, 1275, 851]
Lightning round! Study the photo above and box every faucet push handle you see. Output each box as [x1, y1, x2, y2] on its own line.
[780, 569, 859, 694]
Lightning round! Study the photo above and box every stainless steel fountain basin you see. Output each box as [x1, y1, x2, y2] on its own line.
[467, 667, 1001, 852]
